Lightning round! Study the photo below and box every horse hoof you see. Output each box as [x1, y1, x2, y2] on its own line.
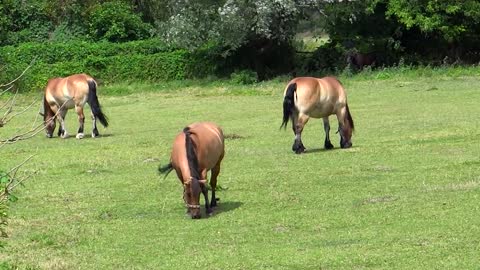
[76, 133, 84, 139]
[91, 133, 97, 138]
[325, 142, 334, 150]
[295, 147, 306, 154]
[61, 133, 69, 139]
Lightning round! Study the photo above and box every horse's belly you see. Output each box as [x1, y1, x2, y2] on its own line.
[307, 104, 335, 118]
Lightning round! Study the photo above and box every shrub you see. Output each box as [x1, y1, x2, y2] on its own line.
[88, 2, 152, 42]
[0, 39, 222, 92]
[230, 70, 258, 85]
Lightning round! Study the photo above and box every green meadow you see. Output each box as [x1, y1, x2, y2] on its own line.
[1, 67, 480, 269]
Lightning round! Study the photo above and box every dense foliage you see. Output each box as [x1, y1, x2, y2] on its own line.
[0, 0, 479, 88]
[0, 40, 223, 91]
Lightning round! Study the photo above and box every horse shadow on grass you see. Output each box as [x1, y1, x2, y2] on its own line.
[303, 147, 338, 154]
[211, 201, 243, 217]
[303, 145, 357, 154]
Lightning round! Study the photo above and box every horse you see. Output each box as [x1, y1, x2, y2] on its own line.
[346, 51, 376, 70]
[42, 73, 108, 139]
[159, 122, 225, 219]
[281, 76, 355, 154]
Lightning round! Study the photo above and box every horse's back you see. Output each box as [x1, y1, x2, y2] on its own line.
[45, 73, 94, 107]
[188, 122, 224, 168]
[286, 76, 346, 118]
[189, 122, 224, 150]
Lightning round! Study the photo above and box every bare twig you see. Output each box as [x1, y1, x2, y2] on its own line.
[0, 100, 66, 145]
[0, 155, 36, 200]
[0, 85, 14, 98]
[0, 118, 47, 146]
[0, 86, 15, 112]
[2, 99, 36, 126]
[0, 57, 36, 88]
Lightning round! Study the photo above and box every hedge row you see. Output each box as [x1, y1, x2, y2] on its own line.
[0, 39, 222, 92]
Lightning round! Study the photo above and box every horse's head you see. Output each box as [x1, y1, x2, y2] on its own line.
[340, 104, 354, 149]
[42, 95, 56, 138]
[183, 177, 206, 219]
[340, 126, 353, 148]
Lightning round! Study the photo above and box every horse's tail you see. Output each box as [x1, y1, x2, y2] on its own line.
[280, 82, 297, 129]
[345, 103, 355, 131]
[158, 162, 174, 178]
[87, 80, 109, 127]
[183, 127, 201, 180]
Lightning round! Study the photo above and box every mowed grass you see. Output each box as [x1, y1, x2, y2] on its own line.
[1, 70, 480, 269]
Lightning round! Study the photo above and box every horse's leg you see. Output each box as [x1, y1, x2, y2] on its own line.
[91, 111, 99, 138]
[323, 117, 334, 149]
[200, 170, 211, 215]
[209, 161, 221, 208]
[75, 105, 85, 139]
[292, 113, 309, 154]
[58, 109, 68, 138]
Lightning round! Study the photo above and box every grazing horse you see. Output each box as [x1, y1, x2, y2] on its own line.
[43, 74, 108, 139]
[281, 76, 354, 154]
[159, 122, 225, 219]
[347, 51, 376, 70]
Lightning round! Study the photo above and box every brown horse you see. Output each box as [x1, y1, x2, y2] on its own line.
[42, 74, 108, 139]
[159, 122, 225, 219]
[347, 51, 376, 70]
[281, 76, 354, 154]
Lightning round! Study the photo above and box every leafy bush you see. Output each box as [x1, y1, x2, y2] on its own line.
[230, 70, 258, 85]
[301, 42, 347, 74]
[88, 2, 152, 42]
[0, 39, 221, 92]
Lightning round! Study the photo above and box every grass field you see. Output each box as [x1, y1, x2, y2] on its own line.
[1, 68, 480, 269]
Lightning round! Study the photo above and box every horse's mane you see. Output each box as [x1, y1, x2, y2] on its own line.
[42, 94, 54, 122]
[183, 127, 201, 181]
[345, 103, 355, 131]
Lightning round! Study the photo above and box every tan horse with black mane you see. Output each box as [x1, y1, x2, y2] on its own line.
[43, 74, 108, 139]
[281, 76, 354, 154]
[159, 122, 225, 219]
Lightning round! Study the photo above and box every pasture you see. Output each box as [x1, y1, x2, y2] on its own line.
[1, 69, 480, 269]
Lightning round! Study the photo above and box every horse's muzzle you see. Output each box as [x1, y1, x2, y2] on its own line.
[341, 142, 352, 149]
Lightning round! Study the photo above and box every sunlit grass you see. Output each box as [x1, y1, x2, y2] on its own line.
[1, 67, 480, 269]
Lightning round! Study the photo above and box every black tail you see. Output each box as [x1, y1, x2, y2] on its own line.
[280, 82, 297, 129]
[158, 162, 174, 178]
[183, 127, 201, 180]
[345, 103, 354, 131]
[87, 80, 109, 127]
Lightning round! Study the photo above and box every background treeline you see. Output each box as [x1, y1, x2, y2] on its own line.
[1, 0, 479, 91]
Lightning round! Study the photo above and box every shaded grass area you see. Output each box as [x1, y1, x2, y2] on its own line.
[1, 69, 480, 269]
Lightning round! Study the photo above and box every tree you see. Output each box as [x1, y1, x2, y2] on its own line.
[88, 1, 153, 42]
[382, 0, 480, 42]
[157, 0, 300, 79]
